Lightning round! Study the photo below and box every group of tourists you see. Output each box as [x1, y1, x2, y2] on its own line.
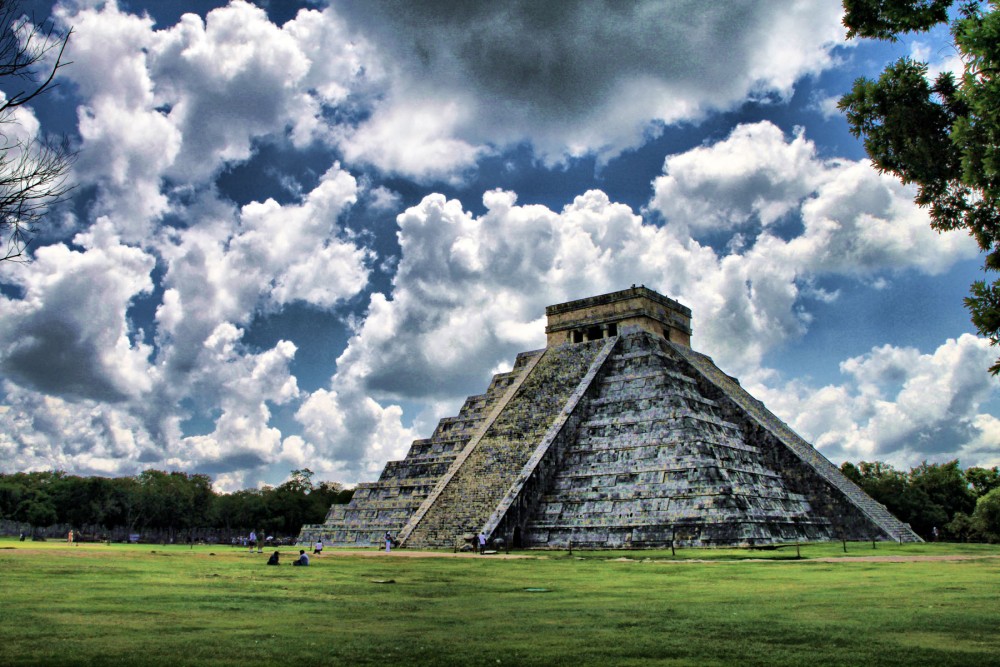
[232, 532, 277, 551]
[262, 529, 490, 566]
[265, 550, 310, 566]
[261, 536, 330, 567]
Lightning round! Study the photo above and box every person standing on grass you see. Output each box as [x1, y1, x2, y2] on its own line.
[313, 539, 323, 556]
[479, 532, 487, 554]
[248, 530, 257, 553]
[385, 531, 393, 552]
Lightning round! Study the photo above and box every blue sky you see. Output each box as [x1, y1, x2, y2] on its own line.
[1, 0, 997, 490]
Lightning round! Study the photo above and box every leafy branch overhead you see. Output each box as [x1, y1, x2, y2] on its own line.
[0, 0, 74, 263]
[840, 0, 1000, 372]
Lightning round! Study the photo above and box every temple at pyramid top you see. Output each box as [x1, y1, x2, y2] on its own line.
[300, 286, 920, 550]
[545, 285, 692, 347]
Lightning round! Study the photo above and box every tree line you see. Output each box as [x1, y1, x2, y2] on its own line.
[840, 459, 1000, 542]
[3, 460, 998, 544]
[0, 468, 353, 543]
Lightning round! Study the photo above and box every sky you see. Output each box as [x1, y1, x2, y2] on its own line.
[1, 0, 998, 491]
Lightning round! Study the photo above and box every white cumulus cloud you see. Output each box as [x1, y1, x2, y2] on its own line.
[754, 335, 1000, 469]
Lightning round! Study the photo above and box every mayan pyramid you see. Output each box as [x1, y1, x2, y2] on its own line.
[299, 286, 920, 549]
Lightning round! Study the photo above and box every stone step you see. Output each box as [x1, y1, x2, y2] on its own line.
[403, 341, 608, 548]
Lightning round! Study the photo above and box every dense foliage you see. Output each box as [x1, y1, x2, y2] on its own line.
[840, 0, 1000, 371]
[0, 468, 353, 541]
[840, 459, 1000, 540]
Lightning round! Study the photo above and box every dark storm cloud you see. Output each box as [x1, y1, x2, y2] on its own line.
[2, 319, 128, 402]
[336, 0, 765, 120]
[195, 451, 269, 474]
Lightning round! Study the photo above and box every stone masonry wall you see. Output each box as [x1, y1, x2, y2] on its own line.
[523, 332, 832, 548]
[670, 341, 921, 542]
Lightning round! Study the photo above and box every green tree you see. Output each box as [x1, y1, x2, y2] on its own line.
[843, 460, 924, 526]
[965, 465, 1000, 497]
[222, 470, 354, 538]
[945, 510, 978, 541]
[82, 476, 127, 532]
[843, 0, 953, 40]
[49, 473, 97, 529]
[840, 1, 1000, 371]
[180, 473, 215, 539]
[215, 488, 267, 535]
[908, 459, 975, 535]
[286, 468, 315, 493]
[262, 470, 336, 537]
[134, 470, 216, 541]
[135, 470, 173, 533]
[20, 497, 56, 534]
[0, 477, 24, 519]
[8, 474, 58, 536]
[840, 461, 864, 484]
[107, 476, 143, 534]
[0, 468, 352, 540]
[971, 486, 1000, 541]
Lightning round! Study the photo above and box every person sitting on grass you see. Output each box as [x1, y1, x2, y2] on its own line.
[292, 550, 309, 566]
[267, 551, 280, 566]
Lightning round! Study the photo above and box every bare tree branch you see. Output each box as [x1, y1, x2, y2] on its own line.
[0, 0, 74, 262]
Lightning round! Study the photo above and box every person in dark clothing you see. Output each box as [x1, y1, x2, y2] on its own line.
[267, 551, 280, 565]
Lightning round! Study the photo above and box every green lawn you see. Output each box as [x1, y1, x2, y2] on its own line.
[1, 539, 998, 666]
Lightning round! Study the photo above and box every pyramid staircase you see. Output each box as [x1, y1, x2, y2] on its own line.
[399, 339, 613, 548]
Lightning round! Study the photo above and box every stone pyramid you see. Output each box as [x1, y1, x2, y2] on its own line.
[299, 287, 920, 549]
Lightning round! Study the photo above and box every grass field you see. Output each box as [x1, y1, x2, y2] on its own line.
[1, 538, 998, 666]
